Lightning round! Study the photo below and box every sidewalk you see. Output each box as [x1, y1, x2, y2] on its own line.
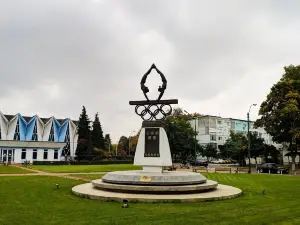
[0, 165, 106, 182]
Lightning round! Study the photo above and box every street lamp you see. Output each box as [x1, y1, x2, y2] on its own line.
[247, 103, 257, 174]
[184, 110, 197, 166]
[128, 130, 136, 156]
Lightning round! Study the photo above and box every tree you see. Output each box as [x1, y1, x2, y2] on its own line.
[117, 136, 129, 156]
[249, 131, 265, 166]
[169, 107, 202, 120]
[221, 131, 248, 166]
[110, 144, 117, 155]
[91, 113, 105, 151]
[203, 143, 217, 161]
[129, 135, 138, 155]
[164, 116, 202, 163]
[104, 134, 112, 152]
[255, 65, 300, 170]
[75, 106, 91, 160]
[261, 144, 281, 164]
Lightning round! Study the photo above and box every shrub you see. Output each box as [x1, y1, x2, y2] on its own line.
[32, 160, 133, 165]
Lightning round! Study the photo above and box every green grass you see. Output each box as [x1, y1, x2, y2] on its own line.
[29, 164, 142, 173]
[71, 174, 104, 180]
[0, 165, 35, 174]
[1, 174, 300, 224]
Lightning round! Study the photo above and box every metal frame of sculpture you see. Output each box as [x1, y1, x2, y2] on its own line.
[129, 64, 178, 121]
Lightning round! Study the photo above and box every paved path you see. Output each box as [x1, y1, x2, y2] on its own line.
[1, 165, 298, 181]
[0, 165, 106, 182]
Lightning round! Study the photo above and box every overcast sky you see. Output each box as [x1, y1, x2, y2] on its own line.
[1, 0, 300, 142]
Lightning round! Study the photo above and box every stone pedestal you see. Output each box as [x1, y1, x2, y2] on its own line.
[134, 126, 172, 173]
[143, 166, 163, 173]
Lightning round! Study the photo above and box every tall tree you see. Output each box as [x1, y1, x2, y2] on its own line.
[170, 107, 202, 120]
[203, 143, 218, 161]
[255, 65, 300, 170]
[261, 144, 281, 164]
[117, 136, 129, 156]
[75, 106, 91, 160]
[249, 131, 265, 166]
[221, 131, 248, 166]
[164, 116, 202, 162]
[91, 113, 105, 151]
[104, 134, 112, 152]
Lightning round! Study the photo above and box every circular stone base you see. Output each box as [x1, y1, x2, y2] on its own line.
[72, 182, 242, 203]
[102, 170, 207, 186]
[92, 179, 218, 193]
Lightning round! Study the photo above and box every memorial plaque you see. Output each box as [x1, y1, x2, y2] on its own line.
[140, 176, 152, 182]
[144, 128, 160, 157]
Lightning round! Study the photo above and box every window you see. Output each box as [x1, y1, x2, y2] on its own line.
[14, 119, 20, 140]
[205, 127, 209, 135]
[54, 150, 58, 160]
[32, 149, 37, 160]
[48, 123, 54, 141]
[21, 149, 26, 160]
[0, 125, 1, 139]
[210, 135, 216, 141]
[217, 120, 222, 124]
[43, 150, 48, 159]
[231, 121, 235, 129]
[218, 136, 222, 140]
[32, 121, 38, 141]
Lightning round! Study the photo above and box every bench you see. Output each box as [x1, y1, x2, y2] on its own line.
[215, 167, 232, 173]
[193, 166, 207, 172]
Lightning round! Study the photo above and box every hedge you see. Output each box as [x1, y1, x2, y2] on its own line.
[32, 160, 133, 165]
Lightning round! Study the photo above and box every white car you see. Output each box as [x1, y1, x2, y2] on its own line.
[211, 159, 225, 164]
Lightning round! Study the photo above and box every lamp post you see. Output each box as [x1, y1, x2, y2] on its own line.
[184, 110, 197, 166]
[247, 103, 257, 174]
[128, 130, 136, 156]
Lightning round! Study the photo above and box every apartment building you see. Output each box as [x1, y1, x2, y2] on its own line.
[188, 115, 276, 149]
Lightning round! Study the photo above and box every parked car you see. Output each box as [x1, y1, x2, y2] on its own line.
[189, 160, 208, 167]
[211, 159, 225, 164]
[256, 163, 289, 174]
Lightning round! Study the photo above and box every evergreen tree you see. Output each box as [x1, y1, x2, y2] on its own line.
[104, 134, 112, 151]
[75, 106, 91, 160]
[91, 113, 105, 150]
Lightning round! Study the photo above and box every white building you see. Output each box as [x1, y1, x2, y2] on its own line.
[188, 115, 282, 163]
[0, 112, 78, 164]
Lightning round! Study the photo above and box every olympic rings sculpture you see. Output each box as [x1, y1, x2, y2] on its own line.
[135, 104, 172, 121]
[129, 64, 178, 121]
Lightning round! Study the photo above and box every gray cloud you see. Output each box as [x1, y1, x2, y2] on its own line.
[1, 0, 300, 141]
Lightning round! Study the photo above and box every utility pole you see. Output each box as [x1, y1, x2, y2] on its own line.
[247, 104, 257, 174]
[247, 112, 251, 174]
[194, 118, 197, 165]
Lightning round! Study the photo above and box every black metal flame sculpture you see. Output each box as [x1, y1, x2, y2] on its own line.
[129, 64, 178, 121]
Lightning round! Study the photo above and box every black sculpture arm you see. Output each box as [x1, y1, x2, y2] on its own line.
[140, 64, 167, 101]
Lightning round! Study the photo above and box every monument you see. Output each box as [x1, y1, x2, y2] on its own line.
[72, 64, 242, 203]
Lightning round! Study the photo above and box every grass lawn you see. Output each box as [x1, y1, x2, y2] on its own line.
[1, 174, 300, 224]
[28, 164, 142, 173]
[71, 174, 104, 180]
[0, 165, 35, 174]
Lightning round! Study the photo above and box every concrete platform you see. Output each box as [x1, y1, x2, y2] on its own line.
[72, 182, 242, 203]
[102, 170, 207, 186]
[92, 179, 218, 193]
